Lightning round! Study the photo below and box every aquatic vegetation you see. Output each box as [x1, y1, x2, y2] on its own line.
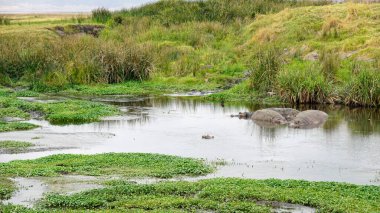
[0, 141, 34, 149]
[0, 94, 119, 127]
[37, 178, 380, 212]
[0, 178, 14, 200]
[0, 122, 38, 133]
[0, 141, 34, 154]
[0, 153, 213, 178]
[41, 100, 118, 124]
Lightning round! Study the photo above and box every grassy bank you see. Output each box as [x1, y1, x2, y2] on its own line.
[0, 1, 379, 106]
[0, 153, 213, 178]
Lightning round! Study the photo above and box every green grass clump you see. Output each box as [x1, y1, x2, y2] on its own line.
[0, 16, 11, 25]
[344, 68, 380, 107]
[0, 153, 213, 178]
[0, 178, 14, 200]
[0, 107, 30, 120]
[38, 178, 380, 212]
[0, 122, 38, 132]
[277, 61, 331, 104]
[92, 7, 112, 23]
[250, 44, 282, 93]
[41, 100, 118, 124]
[0, 141, 34, 154]
[0, 94, 119, 127]
[0, 141, 34, 149]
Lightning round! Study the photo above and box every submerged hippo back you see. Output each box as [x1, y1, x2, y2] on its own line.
[290, 110, 328, 129]
[268, 108, 300, 121]
[251, 109, 287, 124]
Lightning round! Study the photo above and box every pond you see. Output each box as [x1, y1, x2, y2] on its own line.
[1, 96, 379, 185]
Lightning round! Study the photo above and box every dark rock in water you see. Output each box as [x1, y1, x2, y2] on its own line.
[268, 108, 300, 122]
[252, 109, 287, 124]
[289, 110, 328, 129]
[202, 134, 214, 140]
[50, 25, 105, 37]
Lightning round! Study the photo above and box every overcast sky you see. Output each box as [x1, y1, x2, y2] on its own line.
[0, 0, 158, 13]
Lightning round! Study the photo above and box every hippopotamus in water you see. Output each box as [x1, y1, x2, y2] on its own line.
[268, 108, 300, 122]
[289, 110, 328, 129]
[230, 112, 253, 120]
[251, 109, 287, 124]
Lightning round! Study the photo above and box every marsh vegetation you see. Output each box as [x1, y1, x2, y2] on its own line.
[0, 0, 380, 212]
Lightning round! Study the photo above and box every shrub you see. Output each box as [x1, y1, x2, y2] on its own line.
[92, 7, 112, 23]
[277, 61, 331, 104]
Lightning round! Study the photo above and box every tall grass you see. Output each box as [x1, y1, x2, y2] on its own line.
[92, 7, 112, 23]
[277, 61, 331, 104]
[250, 45, 282, 93]
[119, 0, 331, 25]
[344, 68, 380, 107]
[0, 16, 11, 25]
[320, 49, 341, 80]
[0, 35, 153, 89]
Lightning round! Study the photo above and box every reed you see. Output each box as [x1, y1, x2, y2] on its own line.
[344, 68, 380, 107]
[277, 61, 331, 104]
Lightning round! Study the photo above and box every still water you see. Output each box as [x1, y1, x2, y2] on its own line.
[1, 96, 379, 185]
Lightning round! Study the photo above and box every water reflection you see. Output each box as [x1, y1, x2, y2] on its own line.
[1, 96, 379, 185]
[102, 97, 380, 137]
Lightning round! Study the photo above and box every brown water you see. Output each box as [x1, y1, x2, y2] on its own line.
[1, 96, 379, 185]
